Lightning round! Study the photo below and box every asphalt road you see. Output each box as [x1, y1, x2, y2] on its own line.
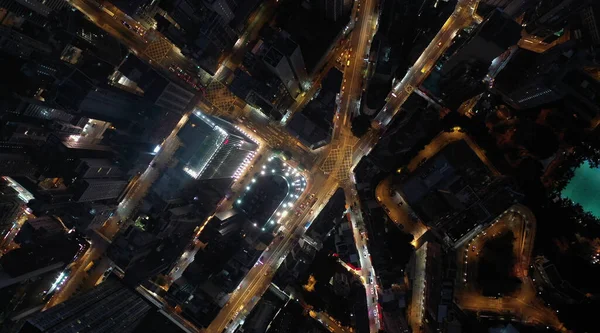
[454, 205, 565, 331]
[49, 0, 489, 332]
[373, 0, 480, 128]
[206, 0, 382, 330]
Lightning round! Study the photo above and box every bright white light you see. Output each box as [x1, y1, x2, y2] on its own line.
[246, 186, 250, 190]
[276, 212, 281, 217]
[281, 211, 288, 217]
[153, 145, 161, 153]
[253, 223, 257, 227]
[270, 220, 275, 225]
[251, 179, 256, 183]
[261, 171, 265, 175]
[272, 169, 275, 173]
[183, 167, 200, 179]
[48, 271, 66, 294]
[237, 199, 242, 204]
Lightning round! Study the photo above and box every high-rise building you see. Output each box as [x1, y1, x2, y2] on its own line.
[178, 111, 258, 181]
[481, 0, 536, 17]
[0, 0, 64, 26]
[0, 226, 86, 330]
[0, 182, 23, 236]
[579, 3, 600, 45]
[73, 179, 127, 203]
[111, 0, 155, 17]
[229, 0, 262, 33]
[316, 0, 352, 22]
[206, 0, 235, 23]
[277, 31, 309, 90]
[229, 67, 293, 120]
[108, 226, 159, 272]
[494, 41, 600, 124]
[159, 0, 238, 74]
[439, 9, 521, 108]
[20, 278, 152, 333]
[441, 10, 522, 76]
[263, 47, 301, 99]
[12, 0, 69, 17]
[259, 29, 309, 96]
[14, 216, 65, 244]
[10, 97, 74, 123]
[0, 25, 52, 58]
[0, 142, 37, 177]
[0, 115, 82, 144]
[523, 0, 590, 41]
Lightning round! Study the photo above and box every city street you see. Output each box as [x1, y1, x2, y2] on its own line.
[403, 129, 499, 175]
[68, 0, 202, 86]
[344, 184, 382, 331]
[454, 205, 565, 331]
[52, 0, 490, 332]
[213, 0, 279, 82]
[207, 0, 382, 330]
[283, 43, 347, 124]
[373, 0, 480, 128]
[374, 128, 497, 245]
[43, 231, 110, 309]
[375, 177, 427, 242]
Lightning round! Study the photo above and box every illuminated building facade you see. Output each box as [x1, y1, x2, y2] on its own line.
[20, 278, 151, 333]
[179, 111, 258, 181]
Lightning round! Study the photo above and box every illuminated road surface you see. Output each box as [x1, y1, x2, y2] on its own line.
[455, 205, 565, 331]
[45, 112, 190, 308]
[206, 0, 381, 330]
[374, 129, 499, 244]
[213, 0, 278, 81]
[375, 176, 428, 241]
[373, 0, 480, 128]
[344, 184, 382, 330]
[55, 0, 489, 332]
